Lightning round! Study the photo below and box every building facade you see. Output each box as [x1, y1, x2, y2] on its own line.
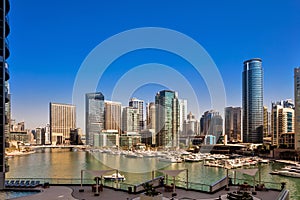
[271, 100, 295, 148]
[155, 90, 179, 148]
[225, 107, 242, 142]
[263, 106, 271, 138]
[49, 103, 76, 145]
[242, 58, 264, 143]
[129, 98, 144, 131]
[0, 0, 10, 189]
[178, 99, 187, 135]
[104, 101, 122, 134]
[122, 106, 139, 133]
[183, 112, 200, 136]
[85, 92, 105, 146]
[294, 68, 300, 150]
[146, 102, 155, 130]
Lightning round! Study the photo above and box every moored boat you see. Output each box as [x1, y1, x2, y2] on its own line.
[103, 173, 126, 181]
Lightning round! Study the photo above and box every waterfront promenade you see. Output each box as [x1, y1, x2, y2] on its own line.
[11, 185, 284, 200]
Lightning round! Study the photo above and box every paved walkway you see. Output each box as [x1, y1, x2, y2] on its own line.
[10, 185, 282, 200]
[12, 186, 77, 200]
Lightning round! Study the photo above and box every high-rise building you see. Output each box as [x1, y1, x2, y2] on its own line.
[122, 106, 139, 133]
[155, 90, 179, 147]
[129, 98, 144, 131]
[104, 101, 122, 134]
[294, 68, 300, 150]
[85, 92, 105, 146]
[242, 58, 264, 143]
[271, 100, 294, 147]
[1, 0, 10, 189]
[178, 99, 187, 135]
[49, 103, 76, 145]
[263, 106, 271, 138]
[183, 112, 200, 136]
[225, 107, 242, 142]
[200, 110, 220, 136]
[146, 102, 155, 130]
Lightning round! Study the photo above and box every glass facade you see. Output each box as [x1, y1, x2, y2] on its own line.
[294, 68, 300, 150]
[1, 0, 10, 189]
[242, 58, 263, 143]
[155, 90, 179, 147]
[85, 92, 104, 146]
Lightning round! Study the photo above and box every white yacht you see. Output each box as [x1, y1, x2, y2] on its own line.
[103, 173, 126, 181]
[270, 165, 300, 178]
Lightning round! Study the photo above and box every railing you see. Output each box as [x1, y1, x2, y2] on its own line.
[232, 178, 283, 191]
[276, 189, 289, 200]
[6, 176, 283, 194]
[210, 176, 227, 192]
[165, 178, 211, 192]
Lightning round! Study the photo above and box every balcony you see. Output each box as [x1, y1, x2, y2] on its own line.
[5, 63, 9, 81]
[0, 0, 10, 14]
[0, 17, 10, 37]
[0, 40, 10, 59]
[5, 86, 9, 103]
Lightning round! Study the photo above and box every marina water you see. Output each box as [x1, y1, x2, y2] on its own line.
[6, 149, 300, 199]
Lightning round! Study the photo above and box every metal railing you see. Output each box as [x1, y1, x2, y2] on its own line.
[6, 176, 283, 194]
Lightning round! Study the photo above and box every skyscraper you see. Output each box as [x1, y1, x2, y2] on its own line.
[183, 112, 200, 136]
[242, 58, 263, 143]
[49, 103, 76, 145]
[155, 90, 179, 147]
[178, 99, 187, 135]
[271, 100, 294, 147]
[104, 101, 122, 134]
[263, 106, 270, 138]
[85, 92, 105, 146]
[1, 0, 10, 189]
[146, 102, 155, 129]
[225, 107, 242, 142]
[122, 106, 139, 133]
[200, 110, 220, 136]
[129, 98, 144, 131]
[294, 68, 300, 150]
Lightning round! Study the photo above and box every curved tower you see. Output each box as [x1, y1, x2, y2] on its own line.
[242, 58, 263, 143]
[1, 0, 10, 189]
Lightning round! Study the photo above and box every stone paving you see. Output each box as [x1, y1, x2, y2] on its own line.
[11, 185, 283, 200]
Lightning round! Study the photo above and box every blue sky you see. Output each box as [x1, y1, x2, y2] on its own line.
[8, 0, 300, 129]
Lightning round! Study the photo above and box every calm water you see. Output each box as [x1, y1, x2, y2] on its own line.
[6, 150, 300, 199]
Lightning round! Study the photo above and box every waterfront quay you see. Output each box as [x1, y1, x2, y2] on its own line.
[8, 177, 287, 200]
[6, 149, 297, 199]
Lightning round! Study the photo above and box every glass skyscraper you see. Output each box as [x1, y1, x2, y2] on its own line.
[85, 92, 105, 146]
[1, 0, 10, 189]
[242, 58, 263, 143]
[294, 68, 300, 150]
[155, 90, 179, 148]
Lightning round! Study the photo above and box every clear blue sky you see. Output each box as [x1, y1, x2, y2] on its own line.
[8, 0, 300, 129]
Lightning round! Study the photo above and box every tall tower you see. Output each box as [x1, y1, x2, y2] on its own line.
[104, 101, 122, 134]
[49, 103, 76, 145]
[1, 0, 10, 189]
[294, 68, 300, 150]
[178, 99, 187, 135]
[85, 92, 104, 146]
[129, 98, 144, 131]
[146, 102, 155, 129]
[122, 107, 139, 133]
[225, 107, 242, 142]
[263, 106, 270, 138]
[155, 90, 179, 148]
[271, 100, 294, 147]
[242, 58, 263, 143]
